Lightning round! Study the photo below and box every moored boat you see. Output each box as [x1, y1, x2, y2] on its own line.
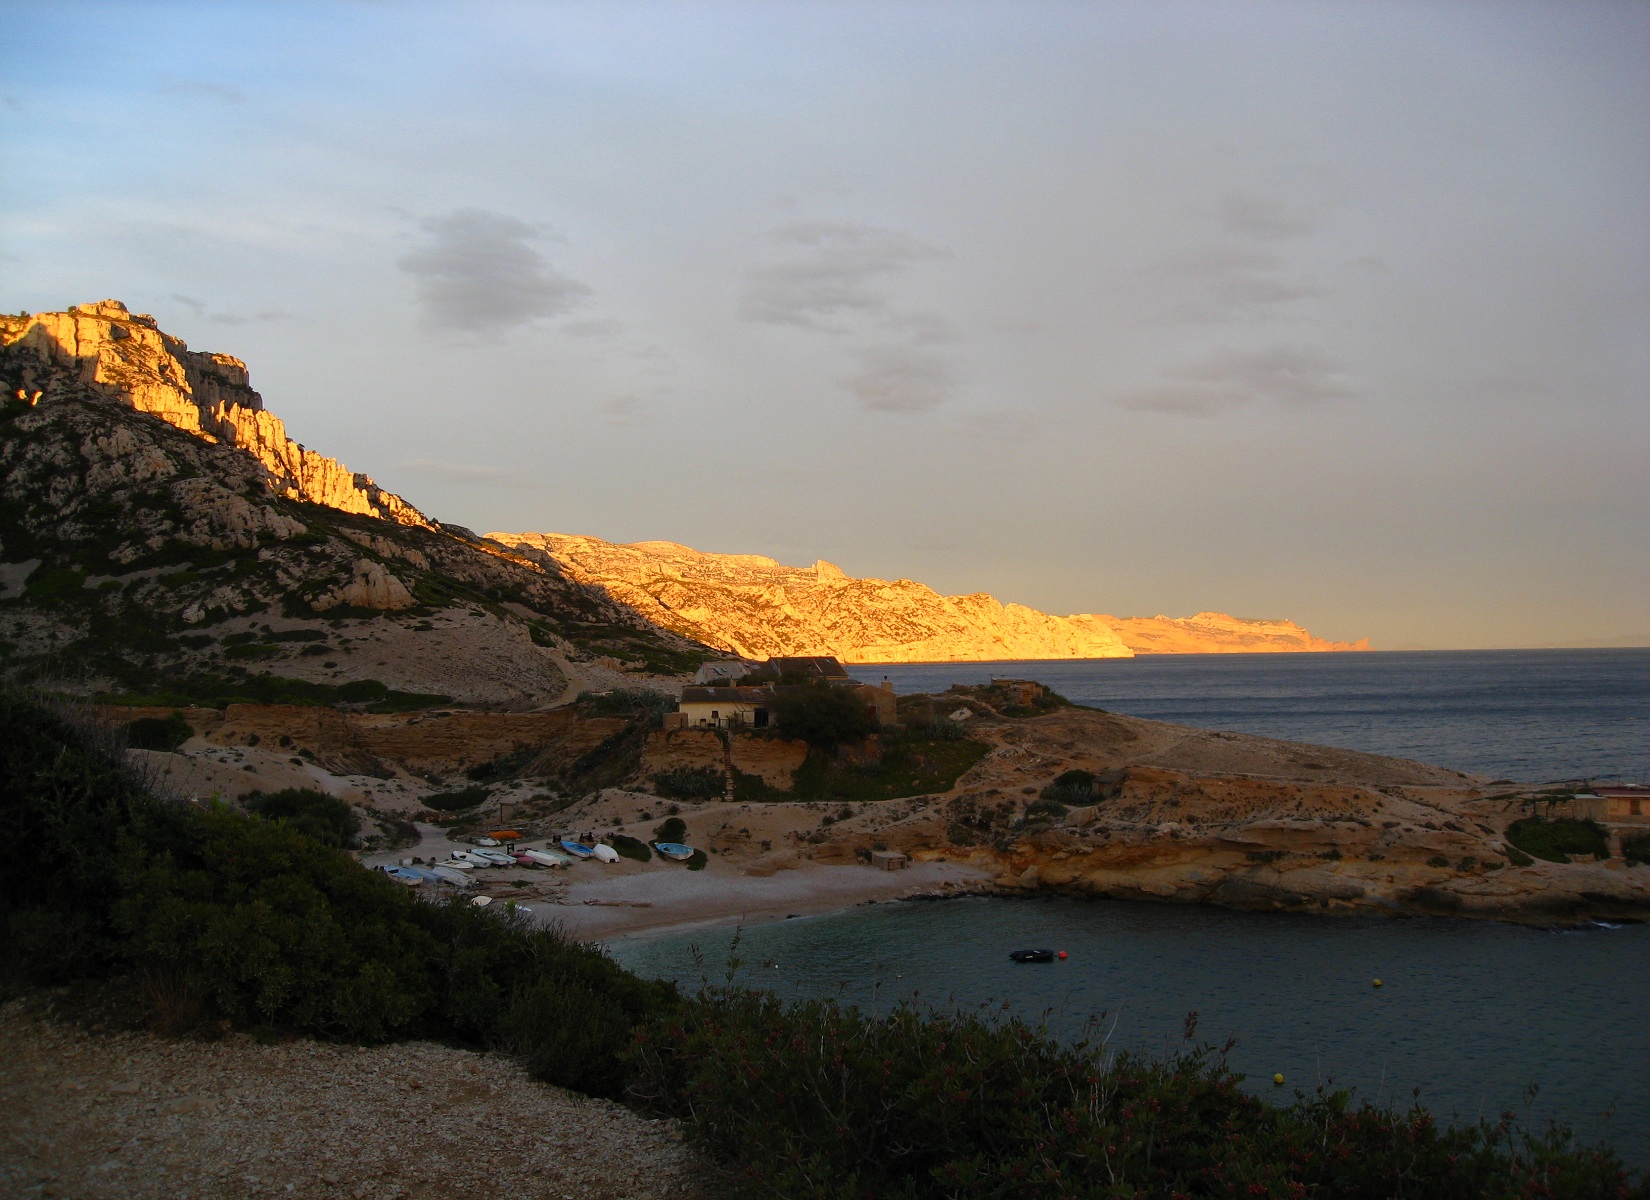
[1009, 948, 1055, 963]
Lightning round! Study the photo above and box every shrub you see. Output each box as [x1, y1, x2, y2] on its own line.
[337, 679, 389, 704]
[1621, 836, 1650, 867]
[126, 710, 193, 752]
[610, 834, 651, 863]
[1427, 855, 1451, 868]
[245, 788, 362, 848]
[653, 816, 687, 843]
[627, 988, 1640, 1200]
[421, 785, 492, 812]
[652, 766, 724, 800]
[1506, 846, 1536, 868]
[1506, 817, 1611, 864]
[1040, 768, 1095, 809]
[770, 683, 878, 751]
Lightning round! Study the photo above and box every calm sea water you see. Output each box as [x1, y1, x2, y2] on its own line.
[611, 898, 1650, 1167]
[611, 650, 1650, 1166]
[849, 648, 1650, 783]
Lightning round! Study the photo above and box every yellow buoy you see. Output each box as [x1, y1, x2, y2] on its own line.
[1373, 978, 1383, 988]
[1273, 1073, 1285, 1086]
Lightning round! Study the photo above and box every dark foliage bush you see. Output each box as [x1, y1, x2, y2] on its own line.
[629, 988, 1642, 1200]
[245, 787, 362, 848]
[126, 710, 193, 752]
[1624, 836, 1650, 867]
[653, 816, 688, 843]
[610, 834, 652, 863]
[1506, 817, 1611, 864]
[653, 766, 724, 800]
[1042, 767, 1097, 808]
[770, 683, 878, 751]
[422, 785, 492, 812]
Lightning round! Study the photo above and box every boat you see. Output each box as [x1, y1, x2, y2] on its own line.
[474, 836, 500, 846]
[470, 894, 493, 907]
[652, 842, 695, 862]
[519, 849, 571, 868]
[469, 848, 515, 866]
[452, 850, 496, 867]
[435, 858, 474, 870]
[374, 864, 423, 886]
[429, 866, 475, 887]
[488, 830, 522, 842]
[591, 843, 620, 864]
[559, 839, 596, 859]
[1009, 948, 1055, 963]
[400, 866, 447, 884]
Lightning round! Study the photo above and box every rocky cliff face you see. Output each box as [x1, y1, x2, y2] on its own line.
[490, 532, 1368, 662]
[0, 301, 429, 525]
[1103, 611, 1370, 654]
[491, 533, 1136, 663]
[0, 303, 706, 705]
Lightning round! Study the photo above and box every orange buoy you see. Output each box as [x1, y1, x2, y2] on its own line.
[1057, 950, 1068, 959]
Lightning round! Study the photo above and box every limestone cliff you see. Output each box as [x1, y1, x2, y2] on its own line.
[490, 532, 1368, 662]
[0, 301, 429, 526]
[490, 533, 1135, 663]
[1101, 611, 1370, 654]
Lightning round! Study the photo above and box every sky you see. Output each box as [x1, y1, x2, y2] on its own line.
[2, 1, 1646, 650]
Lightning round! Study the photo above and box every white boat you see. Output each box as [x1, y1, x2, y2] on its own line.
[469, 849, 515, 866]
[474, 837, 500, 846]
[374, 864, 423, 886]
[519, 849, 571, 868]
[452, 851, 496, 868]
[591, 843, 620, 864]
[470, 895, 493, 907]
[429, 866, 475, 887]
[435, 858, 475, 870]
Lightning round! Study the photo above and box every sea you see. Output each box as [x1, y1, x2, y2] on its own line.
[609, 649, 1650, 1166]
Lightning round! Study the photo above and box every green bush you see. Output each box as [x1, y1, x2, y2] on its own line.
[653, 766, 724, 800]
[1624, 836, 1650, 867]
[337, 679, 389, 704]
[245, 788, 362, 849]
[1506, 817, 1611, 864]
[770, 683, 878, 751]
[1506, 846, 1536, 868]
[628, 988, 1639, 1200]
[653, 816, 687, 843]
[1428, 855, 1452, 868]
[610, 834, 651, 863]
[422, 785, 492, 812]
[1040, 768, 1096, 808]
[126, 711, 193, 752]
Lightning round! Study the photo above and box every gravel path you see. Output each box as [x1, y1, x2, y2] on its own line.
[0, 1000, 707, 1200]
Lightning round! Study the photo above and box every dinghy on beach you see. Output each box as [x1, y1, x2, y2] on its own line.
[591, 843, 620, 864]
[519, 849, 571, 868]
[429, 866, 475, 887]
[559, 839, 596, 859]
[652, 842, 695, 862]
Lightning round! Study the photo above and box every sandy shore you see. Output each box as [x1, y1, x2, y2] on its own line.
[365, 824, 992, 943]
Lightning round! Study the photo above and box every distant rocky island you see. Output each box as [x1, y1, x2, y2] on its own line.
[493, 532, 1370, 663]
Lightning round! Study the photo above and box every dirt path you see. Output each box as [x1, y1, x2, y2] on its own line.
[0, 1000, 706, 1200]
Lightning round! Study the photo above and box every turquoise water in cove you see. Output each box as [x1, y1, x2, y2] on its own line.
[610, 650, 1650, 1166]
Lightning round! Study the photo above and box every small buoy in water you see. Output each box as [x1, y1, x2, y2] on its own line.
[1058, 950, 1067, 960]
[1273, 1073, 1285, 1086]
[1373, 978, 1383, 988]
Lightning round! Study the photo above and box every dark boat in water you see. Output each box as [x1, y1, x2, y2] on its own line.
[1009, 948, 1054, 963]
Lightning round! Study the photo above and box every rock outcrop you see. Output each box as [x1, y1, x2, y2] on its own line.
[0, 301, 429, 526]
[490, 532, 1368, 662]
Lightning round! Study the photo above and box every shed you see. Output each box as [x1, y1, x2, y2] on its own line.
[870, 850, 908, 871]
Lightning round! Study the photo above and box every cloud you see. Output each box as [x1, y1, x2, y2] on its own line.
[1121, 346, 1359, 416]
[398, 209, 591, 332]
[598, 394, 651, 424]
[167, 293, 290, 324]
[1221, 191, 1315, 240]
[958, 409, 1040, 440]
[169, 293, 205, 314]
[561, 317, 625, 339]
[741, 220, 946, 330]
[399, 458, 515, 483]
[161, 78, 246, 104]
[1156, 245, 1321, 323]
[841, 346, 953, 413]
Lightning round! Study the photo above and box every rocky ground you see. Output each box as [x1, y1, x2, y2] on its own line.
[0, 997, 707, 1200]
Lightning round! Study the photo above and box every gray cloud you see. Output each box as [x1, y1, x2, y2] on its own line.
[1122, 346, 1359, 416]
[168, 293, 289, 325]
[841, 346, 953, 413]
[1221, 191, 1315, 240]
[741, 220, 946, 330]
[398, 209, 591, 332]
[399, 458, 515, 483]
[1158, 245, 1321, 323]
[161, 78, 246, 104]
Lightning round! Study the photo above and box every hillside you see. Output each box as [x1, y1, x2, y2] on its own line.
[0, 301, 707, 706]
[491, 532, 1369, 662]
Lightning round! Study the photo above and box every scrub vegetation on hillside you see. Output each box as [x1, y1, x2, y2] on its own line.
[2, 690, 1642, 1199]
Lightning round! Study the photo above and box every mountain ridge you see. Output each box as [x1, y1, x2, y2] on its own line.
[490, 531, 1370, 662]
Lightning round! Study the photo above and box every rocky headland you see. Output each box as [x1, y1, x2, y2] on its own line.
[491, 532, 1368, 662]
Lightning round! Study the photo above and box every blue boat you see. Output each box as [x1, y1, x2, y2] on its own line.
[559, 839, 596, 859]
[653, 841, 695, 862]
